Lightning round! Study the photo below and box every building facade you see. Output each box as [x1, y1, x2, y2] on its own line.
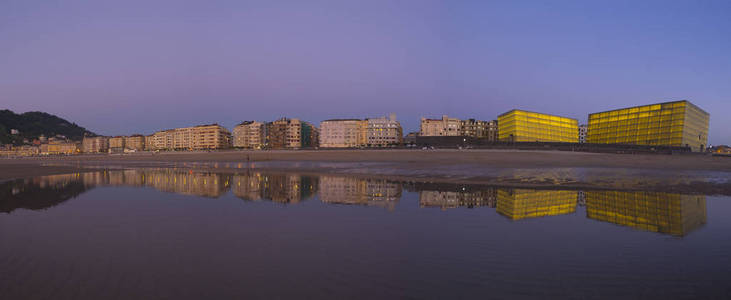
[578, 124, 588, 143]
[148, 124, 232, 151]
[109, 136, 125, 149]
[82, 136, 109, 153]
[42, 141, 78, 155]
[266, 118, 302, 149]
[233, 121, 266, 149]
[124, 135, 146, 151]
[366, 114, 402, 147]
[461, 119, 498, 141]
[420, 115, 461, 136]
[586, 100, 709, 152]
[319, 119, 367, 148]
[301, 122, 318, 148]
[498, 110, 578, 143]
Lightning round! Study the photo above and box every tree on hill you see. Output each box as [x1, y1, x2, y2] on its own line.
[0, 109, 96, 144]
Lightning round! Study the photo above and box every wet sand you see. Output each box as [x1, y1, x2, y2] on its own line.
[2, 149, 731, 194]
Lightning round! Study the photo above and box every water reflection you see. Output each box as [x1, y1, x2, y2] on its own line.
[405, 182, 498, 210]
[585, 191, 707, 236]
[0, 169, 708, 236]
[319, 176, 401, 210]
[0, 174, 89, 213]
[496, 189, 577, 220]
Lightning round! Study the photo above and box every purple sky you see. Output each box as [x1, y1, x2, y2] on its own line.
[2, 0, 730, 144]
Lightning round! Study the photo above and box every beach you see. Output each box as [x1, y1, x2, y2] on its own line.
[2, 149, 731, 194]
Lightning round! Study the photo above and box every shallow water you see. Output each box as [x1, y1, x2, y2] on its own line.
[1, 169, 730, 299]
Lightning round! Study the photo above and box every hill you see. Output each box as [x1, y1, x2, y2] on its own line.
[0, 110, 96, 144]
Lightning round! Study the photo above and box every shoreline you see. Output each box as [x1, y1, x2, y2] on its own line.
[2, 149, 731, 195]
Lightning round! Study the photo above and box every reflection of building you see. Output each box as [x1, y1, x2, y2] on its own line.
[419, 189, 497, 210]
[366, 114, 402, 147]
[496, 189, 577, 220]
[231, 173, 266, 200]
[82, 136, 109, 153]
[585, 191, 706, 236]
[420, 115, 461, 136]
[498, 110, 578, 143]
[587, 100, 709, 152]
[149, 124, 232, 151]
[232, 173, 317, 203]
[319, 119, 367, 148]
[319, 176, 401, 210]
[145, 171, 230, 198]
[80, 170, 231, 198]
[262, 174, 318, 203]
[233, 121, 266, 149]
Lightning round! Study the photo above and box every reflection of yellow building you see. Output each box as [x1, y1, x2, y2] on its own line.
[498, 110, 578, 142]
[585, 191, 706, 236]
[587, 100, 709, 152]
[496, 189, 577, 220]
[318, 176, 401, 209]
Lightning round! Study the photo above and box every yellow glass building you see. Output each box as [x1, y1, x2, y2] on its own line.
[585, 191, 706, 236]
[496, 189, 577, 220]
[587, 100, 709, 151]
[498, 110, 579, 142]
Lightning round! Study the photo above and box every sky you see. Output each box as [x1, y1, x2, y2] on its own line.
[1, 0, 730, 144]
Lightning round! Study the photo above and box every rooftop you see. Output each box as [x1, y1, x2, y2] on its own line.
[588, 100, 709, 116]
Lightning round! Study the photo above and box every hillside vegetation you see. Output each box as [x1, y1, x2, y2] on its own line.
[0, 109, 95, 144]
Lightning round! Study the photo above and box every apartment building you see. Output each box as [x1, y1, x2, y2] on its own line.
[82, 136, 109, 153]
[124, 135, 146, 151]
[587, 100, 709, 152]
[367, 114, 402, 147]
[420, 115, 462, 136]
[498, 110, 578, 143]
[148, 124, 232, 151]
[266, 118, 301, 149]
[41, 141, 79, 155]
[461, 119, 498, 141]
[109, 136, 125, 149]
[319, 119, 367, 148]
[233, 121, 266, 149]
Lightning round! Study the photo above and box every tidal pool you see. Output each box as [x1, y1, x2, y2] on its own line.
[1, 169, 730, 299]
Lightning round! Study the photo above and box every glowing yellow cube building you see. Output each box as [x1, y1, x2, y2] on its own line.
[587, 100, 709, 151]
[498, 110, 578, 142]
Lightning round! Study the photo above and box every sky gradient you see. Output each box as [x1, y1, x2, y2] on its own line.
[2, 0, 730, 144]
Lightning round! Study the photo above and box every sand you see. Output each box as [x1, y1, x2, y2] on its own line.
[2, 149, 731, 194]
